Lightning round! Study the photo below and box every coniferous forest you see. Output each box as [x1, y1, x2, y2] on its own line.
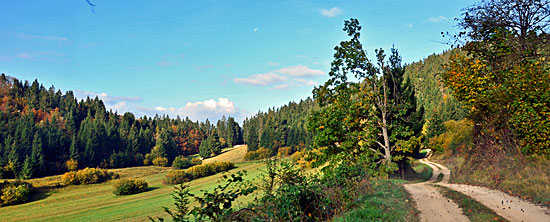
[0, 74, 243, 179]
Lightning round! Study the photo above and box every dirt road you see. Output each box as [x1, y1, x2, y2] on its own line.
[423, 159, 550, 222]
[403, 159, 469, 222]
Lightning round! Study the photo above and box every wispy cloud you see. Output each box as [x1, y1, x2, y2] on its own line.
[12, 51, 66, 62]
[425, 16, 448, 23]
[275, 65, 324, 77]
[234, 65, 324, 88]
[194, 64, 214, 71]
[406, 23, 414, 28]
[12, 32, 68, 41]
[234, 73, 287, 86]
[253, 27, 258, 32]
[319, 7, 343, 18]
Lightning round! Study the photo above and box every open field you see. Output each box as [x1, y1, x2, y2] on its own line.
[0, 146, 265, 222]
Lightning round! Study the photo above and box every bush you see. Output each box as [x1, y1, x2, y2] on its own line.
[278, 146, 292, 156]
[164, 170, 192, 185]
[61, 168, 119, 185]
[244, 147, 272, 160]
[0, 181, 32, 207]
[164, 162, 235, 184]
[172, 156, 192, 170]
[66, 159, 78, 171]
[152, 157, 169, 167]
[428, 119, 473, 154]
[113, 179, 148, 195]
[190, 157, 202, 166]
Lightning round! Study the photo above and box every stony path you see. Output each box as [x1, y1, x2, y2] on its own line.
[423, 159, 550, 222]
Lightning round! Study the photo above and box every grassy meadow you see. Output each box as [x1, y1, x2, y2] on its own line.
[0, 145, 266, 222]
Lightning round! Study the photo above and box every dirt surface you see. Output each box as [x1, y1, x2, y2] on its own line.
[425, 159, 550, 222]
[404, 159, 469, 222]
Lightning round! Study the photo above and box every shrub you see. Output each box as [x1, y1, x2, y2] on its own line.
[186, 162, 235, 179]
[66, 159, 78, 171]
[245, 147, 272, 160]
[152, 157, 169, 167]
[61, 168, 119, 185]
[113, 179, 148, 195]
[172, 156, 192, 170]
[278, 146, 292, 156]
[164, 162, 235, 184]
[0, 181, 32, 207]
[428, 119, 473, 154]
[190, 157, 202, 166]
[164, 170, 192, 185]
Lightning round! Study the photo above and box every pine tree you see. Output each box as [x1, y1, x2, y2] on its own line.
[70, 134, 79, 161]
[31, 133, 45, 177]
[21, 155, 33, 179]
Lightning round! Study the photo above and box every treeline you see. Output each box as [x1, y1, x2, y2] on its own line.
[0, 74, 242, 179]
[242, 98, 316, 158]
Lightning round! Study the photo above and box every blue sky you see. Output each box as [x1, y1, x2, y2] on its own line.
[0, 0, 474, 122]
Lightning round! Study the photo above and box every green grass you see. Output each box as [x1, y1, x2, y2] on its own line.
[412, 162, 433, 182]
[434, 173, 444, 183]
[435, 185, 509, 222]
[332, 179, 420, 222]
[0, 162, 266, 222]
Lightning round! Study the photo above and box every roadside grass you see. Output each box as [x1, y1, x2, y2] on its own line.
[0, 161, 265, 222]
[434, 173, 444, 183]
[435, 185, 509, 222]
[332, 179, 420, 222]
[433, 152, 550, 208]
[411, 161, 433, 182]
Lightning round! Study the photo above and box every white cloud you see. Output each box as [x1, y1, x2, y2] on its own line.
[234, 72, 287, 86]
[295, 78, 318, 86]
[272, 84, 289, 90]
[319, 7, 343, 18]
[253, 27, 258, 32]
[152, 98, 247, 122]
[234, 65, 324, 89]
[276, 65, 324, 77]
[73, 90, 142, 114]
[426, 16, 448, 23]
[406, 23, 414, 28]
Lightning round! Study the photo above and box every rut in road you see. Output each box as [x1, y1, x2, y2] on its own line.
[421, 159, 550, 222]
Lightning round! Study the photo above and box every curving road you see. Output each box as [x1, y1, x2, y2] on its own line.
[409, 159, 550, 222]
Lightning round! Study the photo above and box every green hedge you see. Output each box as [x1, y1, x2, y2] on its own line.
[164, 161, 235, 184]
[113, 179, 148, 195]
[61, 168, 119, 185]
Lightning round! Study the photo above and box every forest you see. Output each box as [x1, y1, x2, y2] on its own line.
[0, 74, 243, 179]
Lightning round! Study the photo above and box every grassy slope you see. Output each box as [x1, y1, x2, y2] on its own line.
[0, 146, 264, 222]
[432, 152, 550, 208]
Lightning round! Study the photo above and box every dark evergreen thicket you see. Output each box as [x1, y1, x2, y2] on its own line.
[242, 99, 316, 155]
[0, 74, 242, 179]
